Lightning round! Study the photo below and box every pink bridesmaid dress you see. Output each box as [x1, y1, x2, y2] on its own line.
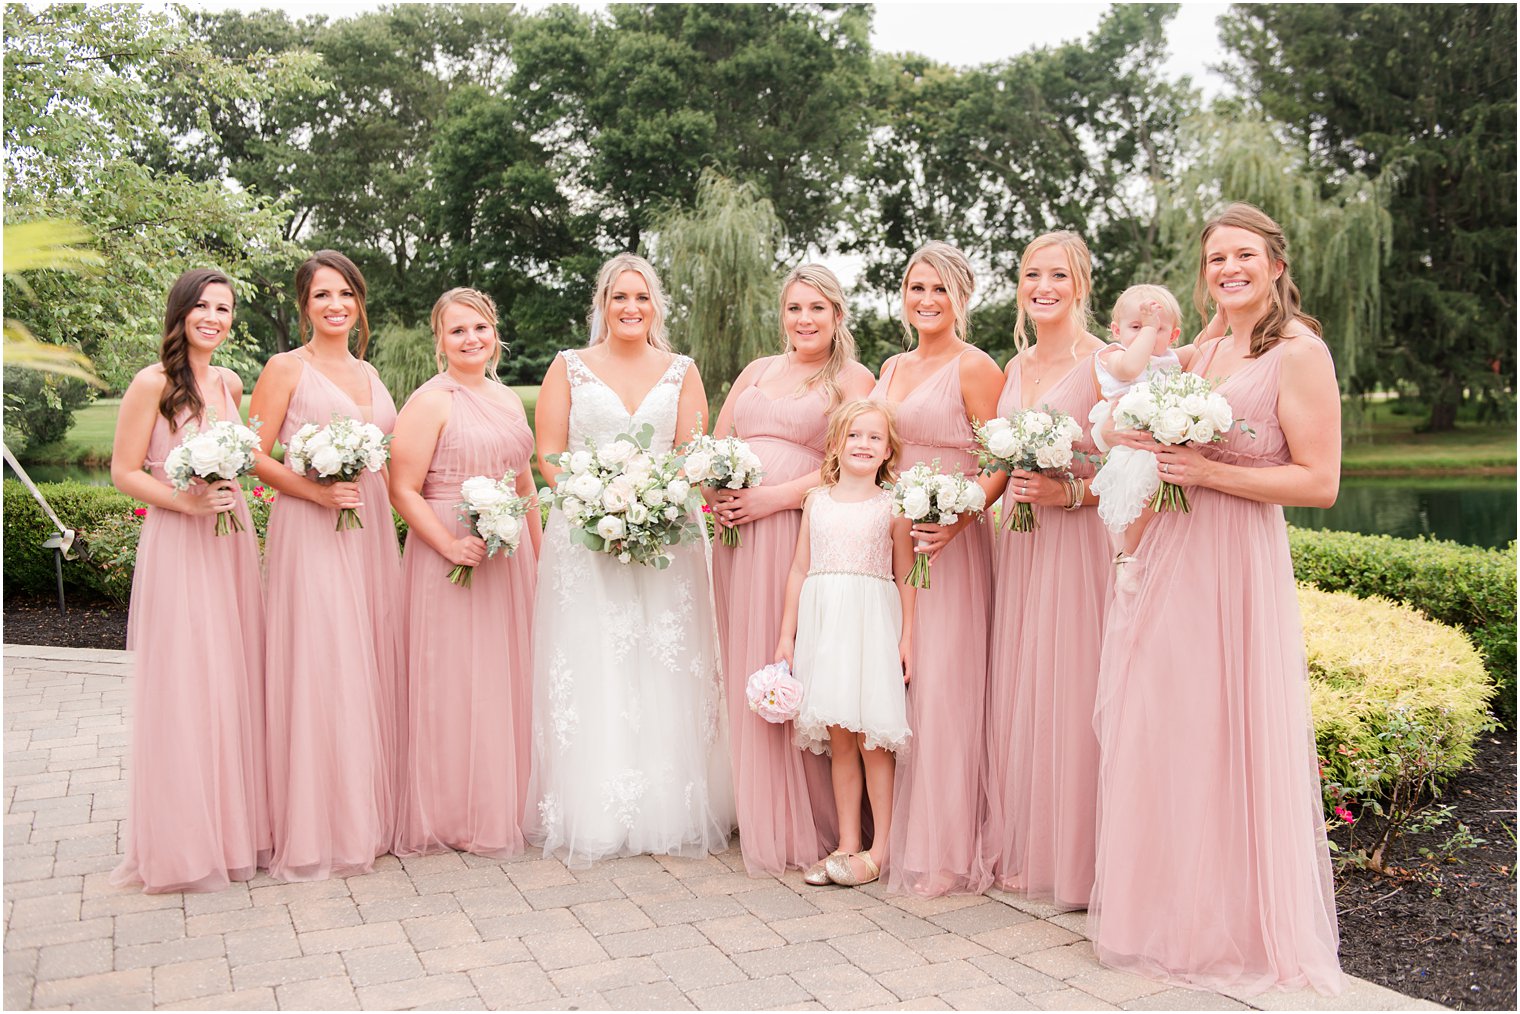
[872, 351, 993, 896]
[394, 376, 537, 858]
[1089, 337, 1342, 994]
[112, 372, 270, 893]
[981, 355, 1110, 909]
[264, 353, 403, 881]
[711, 381, 836, 876]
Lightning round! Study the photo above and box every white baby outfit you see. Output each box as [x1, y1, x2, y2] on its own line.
[1088, 349, 1181, 534]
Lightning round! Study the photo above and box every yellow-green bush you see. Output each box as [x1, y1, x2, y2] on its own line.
[1303, 584, 1496, 812]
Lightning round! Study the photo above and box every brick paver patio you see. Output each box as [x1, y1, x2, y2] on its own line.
[3, 644, 1444, 1011]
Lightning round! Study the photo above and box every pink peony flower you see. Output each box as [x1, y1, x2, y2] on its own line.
[746, 661, 803, 724]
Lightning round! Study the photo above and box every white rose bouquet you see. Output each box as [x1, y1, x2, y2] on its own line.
[450, 471, 533, 587]
[681, 432, 765, 547]
[1109, 367, 1245, 514]
[283, 415, 392, 531]
[973, 407, 1084, 533]
[164, 417, 263, 536]
[546, 423, 702, 569]
[889, 460, 986, 588]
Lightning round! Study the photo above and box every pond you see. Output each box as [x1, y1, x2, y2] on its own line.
[7, 463, 1515, 550]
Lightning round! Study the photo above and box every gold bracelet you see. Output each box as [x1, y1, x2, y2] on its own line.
[1063, 476, 1085, 511]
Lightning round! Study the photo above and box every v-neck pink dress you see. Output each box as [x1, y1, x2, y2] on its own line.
[264, 353, 403, 881]
[112, 370, 270, 893]
[981, 353, 1110, 909]
[394, 375, 539, 859]
[872, 350, 994, 897]
[711, 378, 837, 875]
[1089, 336, 1342, 994]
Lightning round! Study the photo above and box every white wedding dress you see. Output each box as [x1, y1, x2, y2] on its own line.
[523, 349, 735, 866]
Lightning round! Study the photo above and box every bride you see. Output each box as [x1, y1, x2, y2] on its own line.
[523, 253, 735, 865]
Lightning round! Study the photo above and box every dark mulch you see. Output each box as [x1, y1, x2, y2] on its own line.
[1330, 726, 1517, 1010]
[4, 594, 1515, 1007]
[4, 592, 128, 650]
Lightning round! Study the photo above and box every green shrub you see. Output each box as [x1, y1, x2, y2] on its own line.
[1302, 585, 1497, 870]
[1289, 526, 1517, 722]
[3, 480, 139, 598]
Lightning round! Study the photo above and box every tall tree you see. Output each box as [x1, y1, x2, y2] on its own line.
[1221, 3, 1517, 429]
[2, 3, 317, 405]
[650, 171, 783, 403]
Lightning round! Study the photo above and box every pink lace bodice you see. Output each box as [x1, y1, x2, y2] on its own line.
[808, 488, 894, 580]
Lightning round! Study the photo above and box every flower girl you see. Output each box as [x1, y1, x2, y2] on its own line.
[775, 401, 916, 887]
[1089, 285, 1197, 562]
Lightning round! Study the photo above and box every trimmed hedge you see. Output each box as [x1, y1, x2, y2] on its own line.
[1288, 526, 1517, 722]
[1303, 585, 1495, 810]
[3, 479, 139, 600]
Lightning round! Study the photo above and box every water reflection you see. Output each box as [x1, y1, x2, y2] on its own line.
[1285, 478, 1516, 549]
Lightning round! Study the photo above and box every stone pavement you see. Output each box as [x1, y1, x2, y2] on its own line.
[3, 644, 1444, 1011]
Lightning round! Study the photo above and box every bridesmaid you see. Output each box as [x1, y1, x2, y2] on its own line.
[980, 232, 1109, 909]
[250, 250, 404, 881]
[709, 264, 875, 879]
[872, 241, 1003, 896]
[109, 269, 269, 893]
[390, 288, 542, 858]
[1089, 203, 1343, 993]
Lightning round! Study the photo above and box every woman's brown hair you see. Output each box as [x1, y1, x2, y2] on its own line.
[295, 250, 371, 359]
[1194, 202, 1321, 358]
[158, 268, 235, 431]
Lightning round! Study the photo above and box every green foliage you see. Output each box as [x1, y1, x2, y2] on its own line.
[2, 3, 318, 400]
[1304, 585, 1498, 872]
[2, 480, 139, 599]
[1221, 3, 1517, 428]
[2, 369, 95, 453]
[369, 322, 441, 408]
[651, 172, 783, 402]
[1153, 111, 1394, 386]
[1289, 526, 1517, 721]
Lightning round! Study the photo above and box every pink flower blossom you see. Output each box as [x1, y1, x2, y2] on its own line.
[1334, 806, 1355, 824]
[132, 507, 147, 518]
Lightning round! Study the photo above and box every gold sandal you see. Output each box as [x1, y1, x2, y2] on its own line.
[804, 850, 846, 886]
[826, 850, 880, 887]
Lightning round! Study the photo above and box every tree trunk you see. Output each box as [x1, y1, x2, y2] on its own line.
[1421, 374, 1461, 433]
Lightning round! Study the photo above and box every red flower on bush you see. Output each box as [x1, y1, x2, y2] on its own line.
[132, 507, 147, 518]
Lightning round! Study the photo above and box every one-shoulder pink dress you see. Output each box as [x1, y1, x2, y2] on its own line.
[872, 351, 993, 897]
[264, 354, 403, 881]
[1089, 337, 1342, 994]
[394, 375, 538, 859]
[981, 354, 1110, 909]
[711, 380, 836, 876]
[112, 372, 270, 893]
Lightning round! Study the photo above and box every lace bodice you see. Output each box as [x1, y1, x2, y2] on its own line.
[562, 349, 692, 453]
[1094, 348, 1181, 400]
[808, 488, 894, 580]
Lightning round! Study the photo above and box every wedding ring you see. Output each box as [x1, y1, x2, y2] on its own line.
[1162, 464, 1170, 474]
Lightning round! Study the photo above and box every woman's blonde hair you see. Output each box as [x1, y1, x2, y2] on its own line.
[1012, 231, 1094, 352]
[1194, 202, 1321, 357]
[779, 263, 858, 409]
[818, 399, 900, 489]
[588, 253, 671, 351]
[1110, 283, 1183, 332]
[430, 287, 503, 375]
[899, 241, 976, 346]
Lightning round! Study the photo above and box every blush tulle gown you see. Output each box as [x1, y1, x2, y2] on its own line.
[112, 372, 270, 893]
[394, 375, 538, 859]
[1089, 336, 1342, 994]
[263, 354, 404, 881]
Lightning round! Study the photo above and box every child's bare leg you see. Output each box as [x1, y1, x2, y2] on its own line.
[849, 735, 895, 880]
[828, 726, 864, 854]
[1120, 508, 1155, 557]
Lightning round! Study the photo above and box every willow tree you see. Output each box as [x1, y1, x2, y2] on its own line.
[650, 171, 783, 418]
[1154, 111, 1394, 391]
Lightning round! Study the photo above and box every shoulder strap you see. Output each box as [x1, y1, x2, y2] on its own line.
[560, 348, 595, 387]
